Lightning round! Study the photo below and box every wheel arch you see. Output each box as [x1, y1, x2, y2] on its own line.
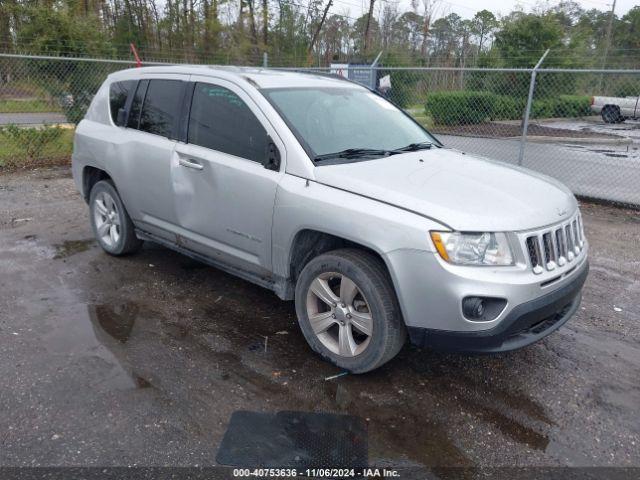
[286, 229, 402, 304]
[82, 165, 113, 203]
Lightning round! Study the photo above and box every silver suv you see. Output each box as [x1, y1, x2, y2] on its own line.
[72, 66, 589, 373]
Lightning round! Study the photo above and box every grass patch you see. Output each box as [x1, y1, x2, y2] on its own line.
[410, 112, 434, 130]
[406, 104, 426, 113]
[0, 98, 61, 114]
[0, 125, 74, 170]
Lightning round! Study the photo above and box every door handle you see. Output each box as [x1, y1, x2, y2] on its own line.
[179, 157, 204, 170]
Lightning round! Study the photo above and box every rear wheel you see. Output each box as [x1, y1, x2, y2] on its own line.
[294, 249, 406, 373]
[89, 180, 142, 256]
[602, 105, 621, 124]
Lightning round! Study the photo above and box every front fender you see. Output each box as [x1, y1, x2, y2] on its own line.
[271, 174, 446, 283]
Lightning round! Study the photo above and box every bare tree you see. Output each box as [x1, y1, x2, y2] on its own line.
[247, 0, 259, 46]
[419, 0, 439, 59]
[262, 0, 268, 45]
[307, 0, 332, 56]
[363, 0, 375, 55]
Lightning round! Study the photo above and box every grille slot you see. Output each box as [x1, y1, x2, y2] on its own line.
[523, 212, 584, 274]
[555, 228, 566, 263]
[542, 232, 555, 269]
[525, 236, 543, 273]
[565, 225, 574, 260]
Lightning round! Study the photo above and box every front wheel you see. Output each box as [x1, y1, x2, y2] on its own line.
[294, 249, 406, 373]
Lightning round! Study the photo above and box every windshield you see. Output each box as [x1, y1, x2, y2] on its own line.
[261, 87, 438, 162]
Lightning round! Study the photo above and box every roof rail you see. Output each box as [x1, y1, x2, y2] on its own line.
[303, 70, 379, 93]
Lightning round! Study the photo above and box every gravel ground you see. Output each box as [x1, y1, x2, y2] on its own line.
[0, 167, 639, 473]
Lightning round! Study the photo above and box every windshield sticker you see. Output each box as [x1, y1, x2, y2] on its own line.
[201, 86, 244, 107]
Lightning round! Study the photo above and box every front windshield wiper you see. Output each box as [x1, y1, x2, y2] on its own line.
[314, 148, 389, 163]
[388, 141, 433, 154]
[314, 142, 433, 163]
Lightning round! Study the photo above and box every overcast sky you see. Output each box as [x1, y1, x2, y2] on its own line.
[326, 0, 636, 22]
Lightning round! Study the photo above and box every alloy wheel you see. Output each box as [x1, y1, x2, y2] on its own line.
[305, 272, 373, 357]
[93, 191, 121, 248]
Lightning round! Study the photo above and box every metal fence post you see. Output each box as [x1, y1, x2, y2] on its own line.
[518, 49, 549, 166]
[263, 52, 268, 68]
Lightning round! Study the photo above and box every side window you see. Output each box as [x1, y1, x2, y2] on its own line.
[127, 80, 147, 129]
[138, 79, 185, 138]
[109, 80, 136, 124]
[188, 83, 269, 163]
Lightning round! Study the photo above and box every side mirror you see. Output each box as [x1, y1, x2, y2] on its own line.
[116, 107, 127, 126]
[264, 140, 281, 171]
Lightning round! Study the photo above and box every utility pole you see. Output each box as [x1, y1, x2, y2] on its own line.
[598, 0, 616, 91]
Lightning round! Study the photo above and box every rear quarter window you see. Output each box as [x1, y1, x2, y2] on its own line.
[109, 80, 136, 124]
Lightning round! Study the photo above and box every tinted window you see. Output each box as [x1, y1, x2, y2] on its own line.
[188, 83, 269, 163]
[109, 80, 136, 124]
[138, 80, 184, 138]
[127, 80, 147, 129]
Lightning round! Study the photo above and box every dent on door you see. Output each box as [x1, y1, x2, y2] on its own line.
[170, 143, 274, 272]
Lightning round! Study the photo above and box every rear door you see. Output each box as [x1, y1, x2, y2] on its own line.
[117, 75, 189, 241]
[171, 77, 285, 277]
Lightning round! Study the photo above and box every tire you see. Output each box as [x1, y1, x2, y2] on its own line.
[294, 248, 407, 373]
[602, 106, 621, 124]
[89, 180, 142, 256]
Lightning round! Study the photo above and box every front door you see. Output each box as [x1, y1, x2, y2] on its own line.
[171, 78, 285, 277]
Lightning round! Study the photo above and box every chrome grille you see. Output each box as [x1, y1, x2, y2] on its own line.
[523, 211, 585, 274]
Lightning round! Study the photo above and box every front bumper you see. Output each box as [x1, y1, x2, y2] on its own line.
[407, 261, 588, 353]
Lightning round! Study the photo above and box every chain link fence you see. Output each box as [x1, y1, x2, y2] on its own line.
[1, 53, 639, 207]
[371, 66, 640, 207]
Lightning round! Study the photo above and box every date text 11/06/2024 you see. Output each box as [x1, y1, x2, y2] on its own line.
[232, 468, 401, 477]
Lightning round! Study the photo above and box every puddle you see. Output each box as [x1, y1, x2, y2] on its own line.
[89, 303, 139, 343]
[40, 302, 147, 391]
[53, 239, 94, 259]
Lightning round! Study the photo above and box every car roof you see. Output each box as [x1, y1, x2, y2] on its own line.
[107, 65, 363, 90]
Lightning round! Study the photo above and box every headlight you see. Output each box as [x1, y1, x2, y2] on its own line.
[430, 231, 514, 266]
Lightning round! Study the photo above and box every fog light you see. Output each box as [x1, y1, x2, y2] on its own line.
[462, 297, 485, 319]
[462, 296, 507, 322]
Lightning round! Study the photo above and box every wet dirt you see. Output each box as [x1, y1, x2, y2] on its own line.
[0, 167, 639, 469]
[53, 239, 95, 259]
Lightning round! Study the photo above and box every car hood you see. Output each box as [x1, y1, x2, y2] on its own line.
[312, 148, 577, 231]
